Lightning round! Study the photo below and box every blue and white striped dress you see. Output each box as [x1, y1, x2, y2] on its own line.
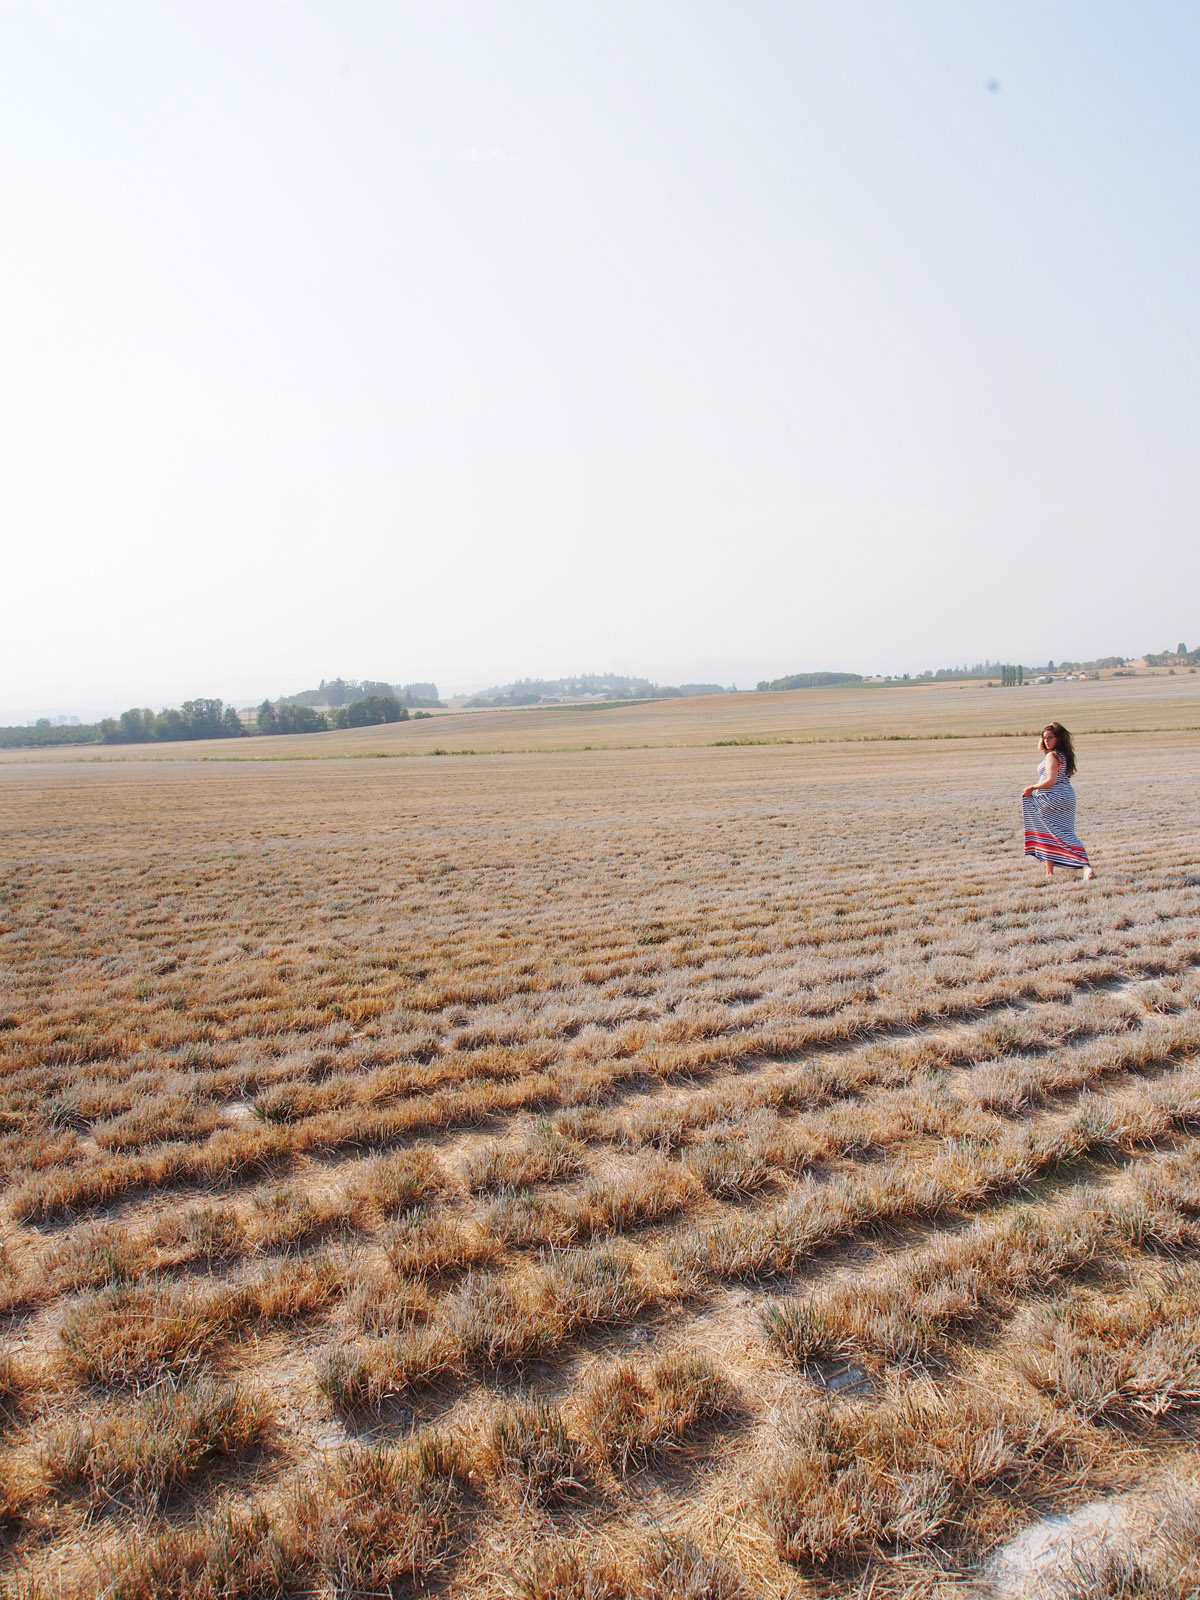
[1023, 756, 1091, 870]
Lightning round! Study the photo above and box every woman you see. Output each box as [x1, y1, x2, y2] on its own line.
[1022, 723, 1095, 881]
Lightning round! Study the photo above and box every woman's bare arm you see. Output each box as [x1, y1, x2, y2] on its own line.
[1022, 751, 1060, 799]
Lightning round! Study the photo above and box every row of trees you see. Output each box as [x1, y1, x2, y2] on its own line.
[253, 702, 326, 735]
[255, 695, 409, 734]
[100, 700, 243, 743]
[72, 692, 413, 745]
[466, 673, 659, 707]
[1144, 644, 1199, 667]
[922, 660, 1009, 681]
[465, 675, 736, 706]
[281, 677, 440, 708]
[0, 721, 98, 749]
[756, 672, 863, 691]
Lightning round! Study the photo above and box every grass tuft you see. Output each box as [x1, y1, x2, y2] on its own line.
[381, 1206, 500, 1280]
[57, 1280, 227, 1386]
[758, 1296, 849, 1366]
[759, 1383, 1093, 1567]
[283, 1438, 467, 1595]
[347, 1146, 450, 1218]
[577, 1350, 737, 1471]
[498, 1533, 750, 1600]
[466, 1119, 585, 1194]
[1015, 1266, 1200, 1425]
[479, 1396, 593, 1506]
[89, 1503, 303, 1600]
[42, 1377, 273, 1510]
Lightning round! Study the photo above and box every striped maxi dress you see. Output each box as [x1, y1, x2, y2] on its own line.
[1023, 756, 1092, 870]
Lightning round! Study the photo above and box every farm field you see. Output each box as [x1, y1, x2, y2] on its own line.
[2, 700, 1200, 1597]
[5, 672, 1200, 762]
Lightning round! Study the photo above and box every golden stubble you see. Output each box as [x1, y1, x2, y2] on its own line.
[1, 726, 1200, 1597]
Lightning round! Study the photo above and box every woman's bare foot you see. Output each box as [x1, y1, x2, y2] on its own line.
[1044, 864, 1054, 879]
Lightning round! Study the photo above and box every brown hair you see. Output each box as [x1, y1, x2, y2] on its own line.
[1040, 723, 1076, 777]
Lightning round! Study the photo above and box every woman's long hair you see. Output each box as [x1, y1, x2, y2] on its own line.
[1041, 722, 1076, 777]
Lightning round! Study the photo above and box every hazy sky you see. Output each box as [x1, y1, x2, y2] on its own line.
[3, 2, 1197, 717]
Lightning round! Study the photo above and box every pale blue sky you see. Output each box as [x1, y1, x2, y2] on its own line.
[2, 2, 1197, 716]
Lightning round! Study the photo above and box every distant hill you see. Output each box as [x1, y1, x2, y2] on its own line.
[465, 674, 655, 707]
[279, 678, 441, 709]
[464, 674, 733, 707]
[757, 672, 864, 691]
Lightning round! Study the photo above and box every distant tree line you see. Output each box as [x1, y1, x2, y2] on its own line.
[99, 699, 244, 743]
[1144, 643, 1199, 668]
[254, 695, 409, 734]
[2, 689, 417, 749]
[280, 677, 440, 708]
[658, 683, 729, 697]
[756, 655, 1143, 691]
[466, 673, 658, 707]
[253, 703, 327, 735]
[252, 675, 440, 736]
[11, 692, 415, 747]
[464, 674, 733, 707]
[0, 721, 100, 749]
[757, 672, 863, 691]
[921, 660, 1008, 681]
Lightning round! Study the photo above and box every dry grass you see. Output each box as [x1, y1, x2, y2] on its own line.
[244, 1181, 354, 1251]
[56, 1280, 231, 1386]
[758, 1382, 1096, 1568]
[465, 1118, 586, 1193]
[1014, 1265, 1200, 1425]
[3, 704, 1200, 1596]
[344, 1145, 451, 1218]
[56, 1255, 343, 1387]
[159, 1199, 246, 1263]
[380, 1206, 500, 1279]
[1113, 1141, 1200, 1251]
[490, 1533, 751, 1599]
[77, 1503, 304, 1600]
[483, 1157, 702, 1248]
[760, 1190, 1116, 1369]
[1011, 1490, 1200, 1600]
[282, 1435, 470, 1595]
[0, 1355, 28, 1430]
[339, 1254, 433, 1334]
[575, 1350, 738, 1471]
[0, 1462, 40, 1553]
[478, 1397, 593, 1506]
[41, 1377, 273, 1511]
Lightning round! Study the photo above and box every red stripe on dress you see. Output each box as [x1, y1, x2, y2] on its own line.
[1024, 831, 1088, 858]
[1025, 836, 1090, 865]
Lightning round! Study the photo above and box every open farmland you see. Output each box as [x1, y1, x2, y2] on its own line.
[2, 695, 1200, 1598]
[5, 672, 1200, 762]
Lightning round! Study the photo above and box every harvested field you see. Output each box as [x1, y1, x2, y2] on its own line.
[2, 696, 1200, 1597]
[4, 672, 1200, 761]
